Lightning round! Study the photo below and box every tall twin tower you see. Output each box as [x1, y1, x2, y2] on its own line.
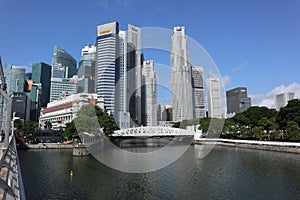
[96, 22, 207, 127]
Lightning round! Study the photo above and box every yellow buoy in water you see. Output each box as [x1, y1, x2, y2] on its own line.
[70, 170, 74, 176]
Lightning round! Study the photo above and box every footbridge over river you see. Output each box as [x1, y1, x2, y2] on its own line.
[0, 56, 26, 200]
[111, 126, 196, 137]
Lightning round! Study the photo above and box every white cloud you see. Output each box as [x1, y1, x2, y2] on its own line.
[232, 62, 248, 73]
[250, 82, 300, 108]
[222, 74, 231, 87]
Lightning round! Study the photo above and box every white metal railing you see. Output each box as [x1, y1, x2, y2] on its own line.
[0, 136, 26, 200]
[112, 126, 195, 137]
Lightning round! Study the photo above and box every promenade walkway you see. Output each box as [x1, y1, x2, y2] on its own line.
[0, 137, 25, 200]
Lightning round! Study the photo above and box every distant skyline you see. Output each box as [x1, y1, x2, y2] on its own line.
[0, 0, 299, 109]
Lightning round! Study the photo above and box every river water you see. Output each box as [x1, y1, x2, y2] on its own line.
[19, 142, 300, 200]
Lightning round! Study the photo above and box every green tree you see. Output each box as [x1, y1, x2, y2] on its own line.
[199, 118, 210, 132]
[234, 106, 278, 128]
[278, 99, 300, 130]
[62, 121, 77, 140]
[252, 126, 264, 139]
[286, 121, 300, 141]
[222, 118, 237, 134]
[14, 119, 24, 137]
[24, 121, 38, 134]
[64, 104, 119, 138]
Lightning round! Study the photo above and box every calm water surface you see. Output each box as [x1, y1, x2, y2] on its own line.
[19, 143, 300, 200]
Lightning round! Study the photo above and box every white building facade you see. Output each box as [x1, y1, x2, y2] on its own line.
[39, 93, 104, 129]
[275, 92, 295, 111]
[50, 76, 78, 102]
[206, 78, 222, 118]
[171, 26, 194, 122]
[142, 60, 158, 126]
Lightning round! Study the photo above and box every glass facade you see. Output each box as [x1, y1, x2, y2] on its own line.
[50, 77, 77, 102]
[77, 45, 96, 93]
[191, 66, 206, 118]
[4, 65, 26, 94]
[52, 46, 77, 78]
[27, 62, 52, 121]
[96, 22, 119, 115]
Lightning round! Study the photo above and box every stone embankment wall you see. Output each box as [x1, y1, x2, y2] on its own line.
[194, 139, 300, 154]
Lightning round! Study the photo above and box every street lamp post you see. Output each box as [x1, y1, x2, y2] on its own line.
[11, 112, 20, 140]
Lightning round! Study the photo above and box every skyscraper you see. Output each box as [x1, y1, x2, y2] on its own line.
[50, 77, 77, 102]
[52, 46, 77, 78]
[142, 60, 158, 126]
[11, 92, 30, 121]
[127, 24, 142, 125]
[77, 45, 96, 93]
[28, 62, 52, 121]
[226, 87, 251, 114]
[206, 78, 222, 118]
[115, 31, 127, 115]
[96, 21, 119, 116]
[171, 26, 194, 122]
[275, 92, 295, 111]
[191, 66, 206, 118]
[113, 30, 130, 129]
[4, 65, 26, 94]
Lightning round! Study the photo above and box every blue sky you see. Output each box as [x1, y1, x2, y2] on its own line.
[0, 0, 299, 108]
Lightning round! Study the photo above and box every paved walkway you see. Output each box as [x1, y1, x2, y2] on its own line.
[0, 141, 7, 198]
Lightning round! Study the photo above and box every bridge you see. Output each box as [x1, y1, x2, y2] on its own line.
[0, 56, 26, 200]
[112, 126, 195, 137]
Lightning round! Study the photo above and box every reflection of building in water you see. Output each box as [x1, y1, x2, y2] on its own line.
[39, 93, 104, 129]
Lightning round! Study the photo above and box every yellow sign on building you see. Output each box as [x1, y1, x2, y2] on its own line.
[98, 29, 111, 36]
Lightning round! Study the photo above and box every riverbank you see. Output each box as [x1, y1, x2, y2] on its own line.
[24, 143, 73, 149]
[193, 138, 300, 154]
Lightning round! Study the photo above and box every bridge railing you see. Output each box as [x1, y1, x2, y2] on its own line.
[0, 136, 26, 200]
[112, 126, 195, 137]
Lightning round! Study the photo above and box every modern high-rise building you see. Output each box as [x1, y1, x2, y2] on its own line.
[11, 92, 30, 121]
[4, 65, 26, 95]
[52, 46, 77, 78]
[171, 26, 194, 122]
[274, 92, 295, 111]
[206, 78, 222, 118]
[50, 77, 77, 102]
[158, 104, 172, 122]
[226, 87, 251, 114]
[77, 45, 96, 93]
[142, 60, 158, 126]
[191, 66, 206, 118]
[115, 31, 127, 115]
[96, 21, 120, 116]
[27, 62, 52, 121]
[115, 31, 130, 129]
[127, 24, 142, 125]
